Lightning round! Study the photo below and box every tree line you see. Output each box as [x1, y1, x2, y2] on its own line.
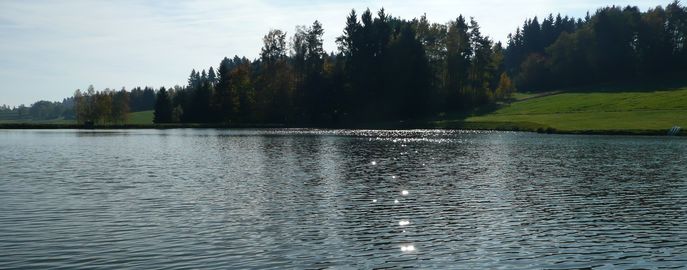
[0, 100, 74, 121]
[1, 86, 156, 123]
[505, 1, 687, 91]
[7, 2, 684, 125]
[153, 9, 516, 125]
[155, 2, 686, 125]
[73, 86, 158, 124]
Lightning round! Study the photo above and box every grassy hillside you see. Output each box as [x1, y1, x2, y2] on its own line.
[0, 110, 154, 125]
[0, 114, 73, 124]
[0, 111, 29, 123]
[457, 85, 687, 133]
[127, 110, 154, 125]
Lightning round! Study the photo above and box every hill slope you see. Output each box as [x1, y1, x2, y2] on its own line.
[0, 110, 154, 125]
[460, 85, 687, 133]
[126, 110, 154, 125]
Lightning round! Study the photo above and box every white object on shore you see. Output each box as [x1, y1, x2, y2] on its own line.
[668, 126, 682, 136]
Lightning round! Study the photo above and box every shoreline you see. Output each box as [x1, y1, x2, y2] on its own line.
[0, 122, 682, 137]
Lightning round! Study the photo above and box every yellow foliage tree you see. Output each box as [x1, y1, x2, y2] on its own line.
[495, 72, 516, 100]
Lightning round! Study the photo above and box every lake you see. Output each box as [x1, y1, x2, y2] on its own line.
[1, 129, 686, 269]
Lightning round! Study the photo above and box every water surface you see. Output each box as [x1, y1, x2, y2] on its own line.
[1, 129, 686, 269]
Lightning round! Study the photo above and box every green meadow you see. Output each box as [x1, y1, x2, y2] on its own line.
[126, 110, 154, 125]
[451, 83, 687, 134]
[0, 110, 154, 125]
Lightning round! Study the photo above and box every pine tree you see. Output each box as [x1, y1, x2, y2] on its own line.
[154, 87, 173, 123]
[208, 67, 217, 86]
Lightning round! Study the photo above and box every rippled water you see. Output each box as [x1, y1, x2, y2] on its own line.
[1, 129, 686, 269]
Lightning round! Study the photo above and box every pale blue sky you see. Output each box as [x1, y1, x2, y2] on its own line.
[0, 0, 668, 106]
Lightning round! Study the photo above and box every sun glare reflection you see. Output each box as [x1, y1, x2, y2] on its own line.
[400, 244, 416, 252]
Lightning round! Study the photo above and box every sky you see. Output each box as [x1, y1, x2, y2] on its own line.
[0, 0, 669, 107]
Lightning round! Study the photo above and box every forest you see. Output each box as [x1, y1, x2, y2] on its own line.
[150, 10, 516, 125]
[506, 1, 687, 91]
[151, 1, 687, 126]
[3, 1, 686, 126]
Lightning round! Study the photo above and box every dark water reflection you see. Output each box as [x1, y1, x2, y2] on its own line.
[1, 129, 686, 269]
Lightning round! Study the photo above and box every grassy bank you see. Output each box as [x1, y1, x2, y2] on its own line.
[3, 83, 687, 136]
[0, 110, 155, 126]
[430, 82, 687, 135]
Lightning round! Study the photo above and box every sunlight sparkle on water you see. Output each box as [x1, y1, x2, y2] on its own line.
[372, 199, 377, 203]
[371, 161, 377, 165]
[394, 199, 399, 204]
[401, 190, 409, 196]
[400, 245, 416, 252]
[399, 220, 410, 226]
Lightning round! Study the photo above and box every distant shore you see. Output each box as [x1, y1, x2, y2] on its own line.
[1, 122, 682, 137]
[0, 123, 285, 130]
